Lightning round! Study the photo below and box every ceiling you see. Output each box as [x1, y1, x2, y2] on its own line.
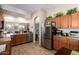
[7, 4, 58, 15]
[2, 4, 79, 19]
[7, 4, 79, 15]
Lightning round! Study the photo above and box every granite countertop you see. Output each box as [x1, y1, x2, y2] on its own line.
[13, 32, 32, 35]
[67, 36, 79, 40]
[0, 37, 11, 42]
[55, 35, 79, 40]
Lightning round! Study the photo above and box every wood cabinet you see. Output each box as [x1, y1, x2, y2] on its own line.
[71, 13, 79, 28]
[11, 34, 27, 46]
[68, 38, 79, 51]
[53, 35, 79, 51]
[55, 17, 61, 29]
[11, 33, 33, 46]
[54, 13, 79, 29]
[21, 34, 27, 43]
[53, 36, 60, 50]
[60, 37, 69, 49]
[11, 35, 16, 46]
[60, 15, 71, 28]
[53, 36, 69, 50]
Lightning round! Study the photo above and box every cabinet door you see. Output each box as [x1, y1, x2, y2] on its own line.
[11, 36, 16, 46]
[61, 15, 71, 28]
[69, 39, 79, 51]
[15, 35, 21, 44]
[60, 37, 69, 49]
[53, 36, 60, 50]
[21, 34, 27, 43]
[55, 17, 61, 29]
[71, 13, 79, 28]
[61, 16, 68, 28]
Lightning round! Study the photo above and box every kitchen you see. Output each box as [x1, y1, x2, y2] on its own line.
[0, 4, 79, 55]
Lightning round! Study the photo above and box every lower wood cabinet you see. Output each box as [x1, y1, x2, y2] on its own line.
[53, 36, 60, 50]
[11, 35, 16, 46]
[11, 34, 27, 46]
[68, 38, 79, 51]
[53, 36, 79, 51]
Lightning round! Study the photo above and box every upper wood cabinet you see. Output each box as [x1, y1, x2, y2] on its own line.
[71, 13, 79, 28]
[54, 13, 79, 29]
[61, 15, 72, 28]
[55, 17, 61, 29]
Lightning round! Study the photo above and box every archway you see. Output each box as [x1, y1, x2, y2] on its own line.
[33, 16, 40, 45]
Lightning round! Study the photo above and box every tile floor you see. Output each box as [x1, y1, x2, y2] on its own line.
[11, 42, 56, 55]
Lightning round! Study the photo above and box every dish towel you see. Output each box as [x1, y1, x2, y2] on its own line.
[0, 44, 6, 52]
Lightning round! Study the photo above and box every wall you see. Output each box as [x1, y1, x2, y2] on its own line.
[30, 9, 46, 45]
[46, 4, 79, 17]
[29, 9, 46, 32]
[2, 4, 31, 20]
[4, 14, 31, 33]
[45, 4, 79, 33]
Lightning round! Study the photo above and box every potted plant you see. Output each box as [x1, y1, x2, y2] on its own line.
[55, 12, 64, 17]
[46, 16, 53, 22]
[46, 16, 53, 20]
[66, 7, 78, 15]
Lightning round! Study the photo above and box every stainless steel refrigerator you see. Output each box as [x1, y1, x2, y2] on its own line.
[41, 23, 57, 49]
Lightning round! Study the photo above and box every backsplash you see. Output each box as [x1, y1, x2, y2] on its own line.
[59, 29, 79, 33]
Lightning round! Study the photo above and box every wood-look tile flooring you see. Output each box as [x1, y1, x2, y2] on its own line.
[11, 42, 56, 55]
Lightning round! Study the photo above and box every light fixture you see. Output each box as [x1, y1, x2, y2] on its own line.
[4, 15, 15, 22]
[16, 17, 26, 23]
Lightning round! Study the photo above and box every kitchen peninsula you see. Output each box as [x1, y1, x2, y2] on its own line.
[11, 32, 33, 46]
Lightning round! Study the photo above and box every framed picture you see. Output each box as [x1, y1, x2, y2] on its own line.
[0, 21, 4, 29]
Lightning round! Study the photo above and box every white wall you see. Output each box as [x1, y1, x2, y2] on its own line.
[46, 4, 79, 17]
[30, 9, 46, 45]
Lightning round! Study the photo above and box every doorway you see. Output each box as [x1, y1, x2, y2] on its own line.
[33, 16, 40, 45]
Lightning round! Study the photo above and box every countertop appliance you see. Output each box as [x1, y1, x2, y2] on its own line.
[56, 30, 63, 35]
[69, 31, 79, 38]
